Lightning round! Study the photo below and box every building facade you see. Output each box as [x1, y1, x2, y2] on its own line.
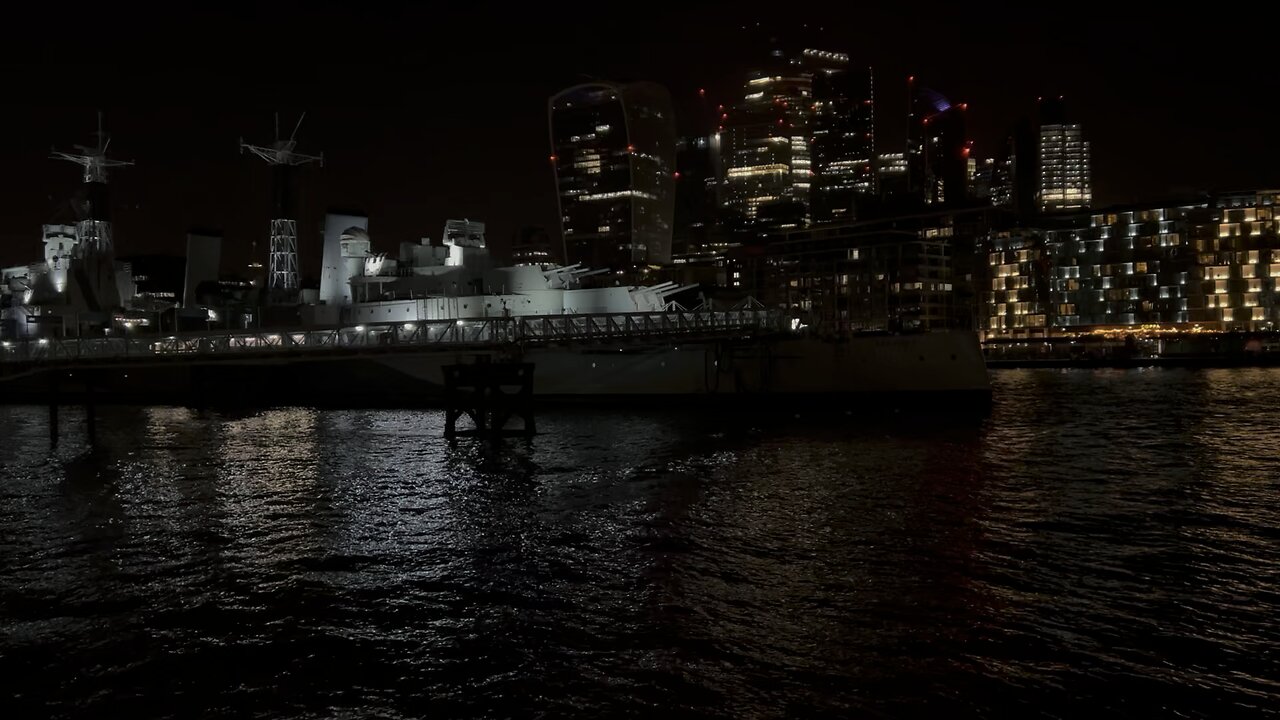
[735, 206, 1010, 332]
[875, 152, 908, 197]
[510, 226, 556, 266]
[808, 51, 875, 224]
[982, 192, 1280, 337]
[721, 65, 813, 225]
[721, 46, 876, 229]
[968, 157, 996, 201]
[549, 82, 677, 269]
[1037, 123, 1091, 212]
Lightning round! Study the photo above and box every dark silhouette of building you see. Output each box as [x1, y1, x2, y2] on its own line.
[908, 85, 970, 206]
[118, 254, 185, 307]
[875, 152, 909, 199]
[549, 81, 677, 268]
[992, 117, 1037, 220]
[510, 226, 557, 266]
[969, 157, 996, 201]
[672, 134, 725, 252]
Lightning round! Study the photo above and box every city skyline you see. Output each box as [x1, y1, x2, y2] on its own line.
[0, 5, 1273, 270]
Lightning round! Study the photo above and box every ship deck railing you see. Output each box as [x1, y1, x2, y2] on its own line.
[0, 308, 785, 365]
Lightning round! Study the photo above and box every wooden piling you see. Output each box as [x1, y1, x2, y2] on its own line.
[85, 375, 96, 444]
[48, 375, 59, 447]
[443, 356, 536, 437]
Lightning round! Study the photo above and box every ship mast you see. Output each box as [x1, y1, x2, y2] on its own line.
[240, 112, 323, 296]
[50, 112, 134, 254]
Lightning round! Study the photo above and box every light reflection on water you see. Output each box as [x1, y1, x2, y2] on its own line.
[1, 368, 1278, 718]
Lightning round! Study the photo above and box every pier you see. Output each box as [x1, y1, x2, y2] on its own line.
[1, 307, 781, 367]
[0, 307, 785, 409]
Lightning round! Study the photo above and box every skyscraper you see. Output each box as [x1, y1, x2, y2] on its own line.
[874, 152, 909, 197]
[1037, 98, 1091, 212]
[907, 84, 970, 205]
[722, 42, 876, 228]
[721, 60, 812, 226]
[807, 50, 874, 223]
[549, 82, 677, 269]
[991, 117, 1037, 219]
[672, 133, 726, 253]
[968, 157, 996, 201]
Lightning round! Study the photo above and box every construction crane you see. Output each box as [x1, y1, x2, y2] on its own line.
[241, 112, 323, 294]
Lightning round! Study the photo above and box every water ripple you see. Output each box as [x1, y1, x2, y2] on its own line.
[1, 370, 1278, 717]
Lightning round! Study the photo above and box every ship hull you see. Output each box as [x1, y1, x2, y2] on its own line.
[0, 332, 990, 408]
[377, 330, 989, 396]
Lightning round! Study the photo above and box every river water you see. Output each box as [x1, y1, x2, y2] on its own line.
[1, 369, 1278, 718]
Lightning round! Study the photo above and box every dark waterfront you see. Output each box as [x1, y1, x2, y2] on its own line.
[2, 369, 1279, 718]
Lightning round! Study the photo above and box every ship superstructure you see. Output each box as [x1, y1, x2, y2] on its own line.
[308, 215, 697, 327]
[1, 115, 139, 339]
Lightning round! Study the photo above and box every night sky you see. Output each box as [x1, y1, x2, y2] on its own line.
[0, 3, 1273, 273]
